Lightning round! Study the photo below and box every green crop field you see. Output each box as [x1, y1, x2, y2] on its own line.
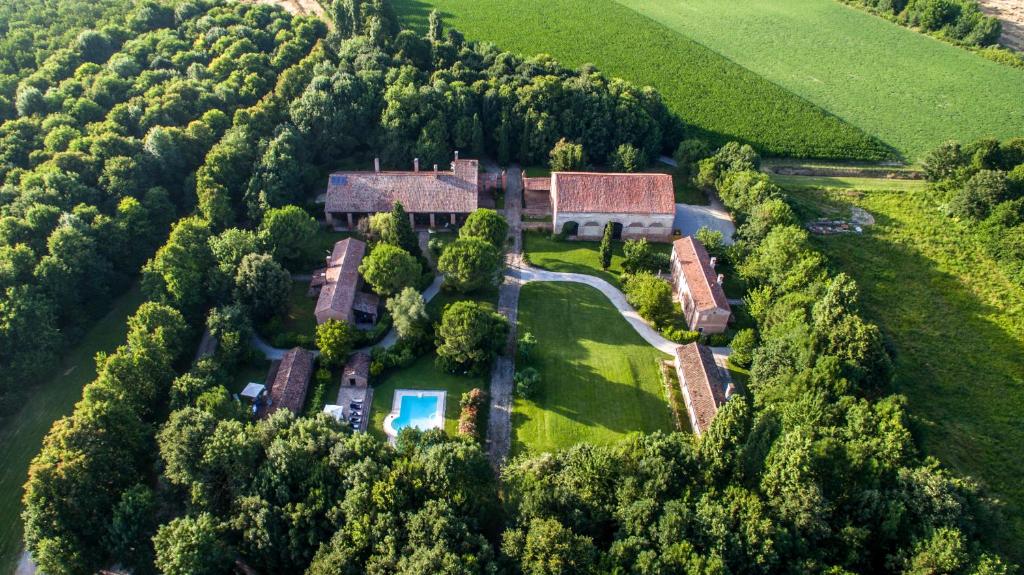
[513, 282, 674, 455]
[395, 0, 1024, 162]
[393, 0, 890, 161]
[0, 286, 146, 574]
[618, 0, 1024, 163]
[780, 180, 1024, 557]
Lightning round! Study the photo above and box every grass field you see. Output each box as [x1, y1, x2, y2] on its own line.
[393, 0, 890, 161]
[0, 286, 146, 574]
[513, 282, 674, 454]
[780, 180, 1024, 557]
[523, 232, 673, 288]
[368, 354, 488, 439]
[616, 0, 1024, 162]
[769, 174, 928, 192]
[395, 0, 1023, 162]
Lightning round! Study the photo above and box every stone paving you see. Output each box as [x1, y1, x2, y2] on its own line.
[487, 165, 523, 468]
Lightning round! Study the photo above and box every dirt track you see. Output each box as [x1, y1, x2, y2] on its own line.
[978, 0, 1024, 52]
[244, 0, 326, 19]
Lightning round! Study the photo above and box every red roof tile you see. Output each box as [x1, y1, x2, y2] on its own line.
[315, 238, 367, 323]
[523, 177, 551, 191]
[325, 159, 479, 214]
[672, 236, 730, 313]
[343, 352, 371, 380]
[551, 172, 675, 215]
[674, 343, 726, 435]
[267, 347, 314, 415]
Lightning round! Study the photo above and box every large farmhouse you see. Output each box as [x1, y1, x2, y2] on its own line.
[313, 238, 378, 326]
[670, 236, 731, 334]
[526, 172, 675, 240]
[673, 342, 733, 436]
[324, 155, 481, 229]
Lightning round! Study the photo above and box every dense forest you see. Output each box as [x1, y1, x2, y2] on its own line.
[9, 0, 1018, 573]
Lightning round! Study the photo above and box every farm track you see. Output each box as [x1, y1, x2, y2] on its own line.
[978, 0, 1024, 51]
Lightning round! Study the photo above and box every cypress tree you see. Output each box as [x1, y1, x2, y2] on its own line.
[599, 222, 613, 269]
[391, 201, 422, 259]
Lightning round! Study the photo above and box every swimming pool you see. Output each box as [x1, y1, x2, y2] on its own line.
[383, 389, 446, 440]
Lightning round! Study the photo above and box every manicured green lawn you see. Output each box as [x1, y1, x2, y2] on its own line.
[770, 174, 927, 192]
[523, 232, 672, 288]
[513, 282, 674, 455]
[393, 0, 888, 161]
[615, 0, 1024, 162]
[368, 354, 488, 439]
[782, 183, 1024, 558]
[0, 285, 146, 574]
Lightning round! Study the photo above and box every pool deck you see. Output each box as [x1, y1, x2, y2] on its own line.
[383, 389, 447, 441]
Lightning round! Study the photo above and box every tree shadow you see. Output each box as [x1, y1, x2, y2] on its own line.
[809, 201, 1024, 560]
[512, 282, 674, 455]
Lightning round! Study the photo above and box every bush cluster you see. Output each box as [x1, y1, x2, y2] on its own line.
[457, 387, 487, 439]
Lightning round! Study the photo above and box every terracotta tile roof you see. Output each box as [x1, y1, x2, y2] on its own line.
[267, 347, 314, 415]
[344, 351, 371, 380]
[325, 159, 479, 214]
[315, 238, 367, 323]
[353, 292, 379, 315]
[523, 177, 551, 191]
[674, 343, 726, 435]
[551, 172, 675, 215]
[672, 236, 730, 313]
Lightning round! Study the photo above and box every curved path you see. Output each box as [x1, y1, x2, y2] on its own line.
[511, 262, 678, 355]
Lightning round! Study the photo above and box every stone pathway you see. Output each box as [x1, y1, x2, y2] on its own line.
[487, 165, 523, 468]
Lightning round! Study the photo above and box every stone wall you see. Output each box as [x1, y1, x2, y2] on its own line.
[553, 211, 674, 242]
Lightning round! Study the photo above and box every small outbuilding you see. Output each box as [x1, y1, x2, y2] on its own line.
[315, 238, 370, 325]
[342, 352, 371, 388]
[265, 347, 314, 416]
[673, 342, 733, 436]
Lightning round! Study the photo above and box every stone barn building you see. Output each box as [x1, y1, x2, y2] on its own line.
[670, 236, 731, 334]
[324, 154, 480, 229]
[550, 172, 675, 241]
[264, 347, 314, 417]
[342, 352, 371, 388]
[314, 238, 379, 326]
[673, 342, 733, 436]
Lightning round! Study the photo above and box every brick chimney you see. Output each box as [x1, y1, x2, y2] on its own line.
[725, 383, 735, 399]
[454, 150, 459, 160]
[414, 158, 419, 172]
[433, 164, 438, 172]
[374, 158, 380, 173]
[709, 256, 717, 268]
[717, 274, 725, 285]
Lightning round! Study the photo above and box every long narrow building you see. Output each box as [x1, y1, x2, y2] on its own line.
[672, 342, 732, 436]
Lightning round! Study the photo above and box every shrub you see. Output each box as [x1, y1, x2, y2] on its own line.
[514, 367, 541, 399]
[457, 387, 488, 439]
[729, 328, 757, 368]
[622, 238, 668, 274]
[549, 138, 584, 171]
[518, 331, 537, 361]
[660, 324, 700, 344]
[624, 272, 674, 327]
[609, 143, 643, 172]
[599, 222, 613, 269]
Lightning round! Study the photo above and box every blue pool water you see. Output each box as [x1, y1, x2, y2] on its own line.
[392, 394, 441, 432]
